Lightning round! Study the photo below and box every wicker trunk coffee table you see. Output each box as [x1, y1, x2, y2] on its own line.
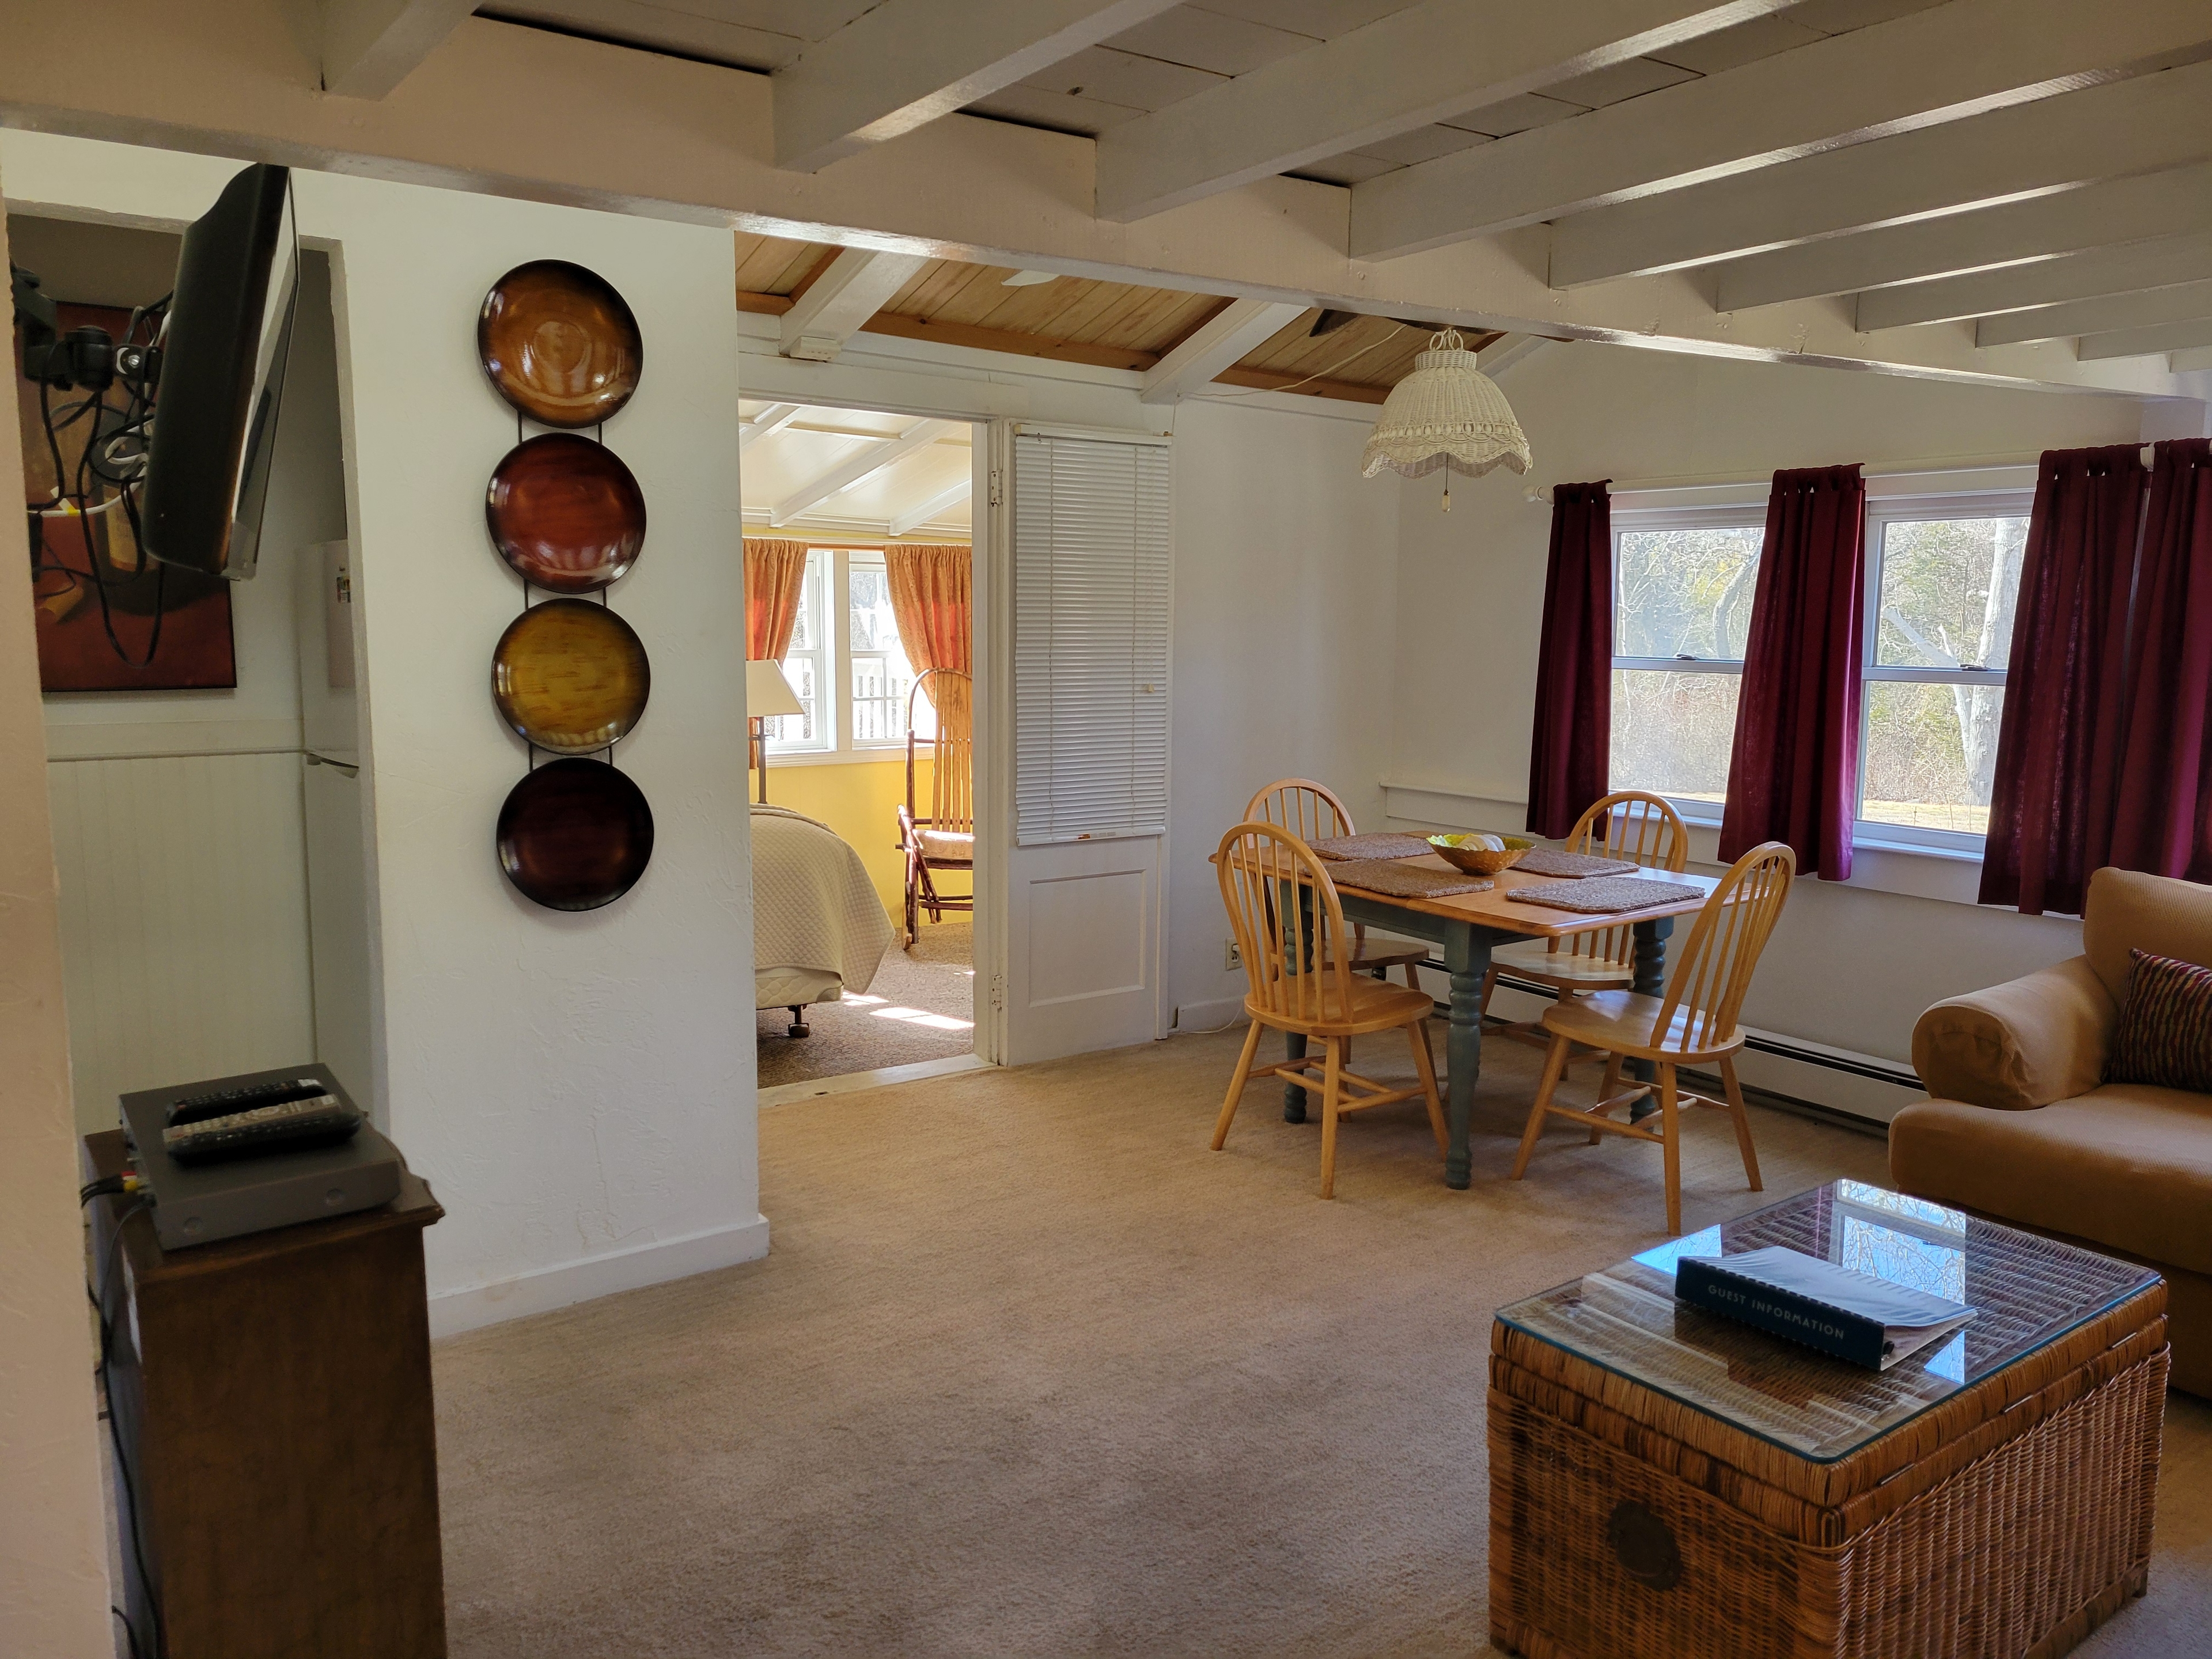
[1490, 1180, 2167, 1659]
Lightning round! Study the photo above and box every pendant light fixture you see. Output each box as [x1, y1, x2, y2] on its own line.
[1360, 327, 1531, 511]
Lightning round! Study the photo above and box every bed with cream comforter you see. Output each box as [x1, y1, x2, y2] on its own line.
[751, 804, 895, 1012]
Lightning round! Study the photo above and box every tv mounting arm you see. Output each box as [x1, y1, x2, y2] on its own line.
[12, 262, 161, 395]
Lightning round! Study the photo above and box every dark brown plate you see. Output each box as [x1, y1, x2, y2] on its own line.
[486, 434, 647, 591]
[478, 261, 642, 428]
[497, 758, 654, 911]
[491, 598, 650, 753]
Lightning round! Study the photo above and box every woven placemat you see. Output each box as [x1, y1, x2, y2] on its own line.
[1507, 875, 1705, 913]
[1308, 832, 1434, 862]
[1514, 848, 1642, 880]
[1328, 858, 1493, 898]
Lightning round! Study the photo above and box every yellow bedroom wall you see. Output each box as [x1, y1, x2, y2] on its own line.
[757, 756, 935, 918]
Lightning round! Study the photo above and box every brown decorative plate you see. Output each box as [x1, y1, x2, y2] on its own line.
[497, 758, 654, 911]
[491, 598, 650, 753]
[486, 433, 647, 591]
[478, 261, 642, 429]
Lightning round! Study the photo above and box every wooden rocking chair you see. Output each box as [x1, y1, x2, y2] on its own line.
[896, 668, 974, 946]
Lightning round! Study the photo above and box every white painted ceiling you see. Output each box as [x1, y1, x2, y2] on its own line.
[739, 400, 973, 539]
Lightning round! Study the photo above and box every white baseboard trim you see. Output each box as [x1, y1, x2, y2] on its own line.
[757, 1051, 992, 1108]
[429, 1214, 771, 1339]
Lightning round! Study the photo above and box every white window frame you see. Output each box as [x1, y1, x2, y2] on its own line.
[764, 546, 932, 764]
[1855, 489, 2031, 854]
[1609, 502, 1769, 827]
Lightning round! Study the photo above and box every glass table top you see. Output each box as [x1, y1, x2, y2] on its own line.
[1496, 1180, 2161, 1463]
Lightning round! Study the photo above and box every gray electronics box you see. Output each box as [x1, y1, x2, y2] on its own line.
[120, 1063, 403, 1251]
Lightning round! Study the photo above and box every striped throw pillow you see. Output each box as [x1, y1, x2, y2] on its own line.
[2108, 949, 2212, 1092]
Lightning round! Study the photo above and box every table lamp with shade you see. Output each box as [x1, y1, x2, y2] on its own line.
[745, 659, 805, 804]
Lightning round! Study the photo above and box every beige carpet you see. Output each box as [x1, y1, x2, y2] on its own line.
[433, 1029, 2212, 1658]
[753, 916, 975, 1088]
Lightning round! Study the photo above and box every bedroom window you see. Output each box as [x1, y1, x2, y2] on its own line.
[766, 547, 927, 760]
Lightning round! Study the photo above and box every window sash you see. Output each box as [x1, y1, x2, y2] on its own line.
[766, 548, 832, 753]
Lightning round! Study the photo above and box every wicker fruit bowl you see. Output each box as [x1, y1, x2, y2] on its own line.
[1428, 832, 1533, 875]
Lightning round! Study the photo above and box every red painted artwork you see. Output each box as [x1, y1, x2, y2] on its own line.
[17, 300, 236, 691]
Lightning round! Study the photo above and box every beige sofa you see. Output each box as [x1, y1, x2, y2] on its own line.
[1890, 867, 2212, 1397]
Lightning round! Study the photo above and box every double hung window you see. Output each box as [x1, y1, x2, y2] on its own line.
[764, 547, 929, 759]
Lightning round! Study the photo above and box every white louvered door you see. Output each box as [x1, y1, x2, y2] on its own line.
[999, 427, 1169, 1063]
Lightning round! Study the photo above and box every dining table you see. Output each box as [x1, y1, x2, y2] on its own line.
[1304, 853, 1720, 1190]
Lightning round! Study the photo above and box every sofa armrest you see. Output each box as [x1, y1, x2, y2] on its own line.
[1911, 956, 2116, 1111]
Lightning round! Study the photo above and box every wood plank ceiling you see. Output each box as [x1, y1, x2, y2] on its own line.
[733, 232, 1496, 403]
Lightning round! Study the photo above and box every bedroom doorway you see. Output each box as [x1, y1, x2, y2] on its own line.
[744, 401, 986, 1095]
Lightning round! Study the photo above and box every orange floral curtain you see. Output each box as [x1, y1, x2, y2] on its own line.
[884, 543, 972, 706]
[744, 538, 809, 661]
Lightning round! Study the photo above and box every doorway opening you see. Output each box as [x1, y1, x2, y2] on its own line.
[744, 399, 986, 1095]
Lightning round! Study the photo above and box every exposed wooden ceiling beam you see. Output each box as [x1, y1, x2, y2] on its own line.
[771, 421, 948, 525]
[1855, 229, 2212, 331]
[2078, 319, 2212, 361]
[1975, 276, 2212, 348]
[780, 248, 929, 361]
[1094, 0, 1794, 224]
[774, 0, 1180, 174]
[858, 310, 1161, 372]
[1350, 0, 2212, 260]
[1476, 334, 1556, 378]
[889, 479, 971, 536]
[1551, 58, 2212, 286]
[1714, 164, 2212, 311]
[2173, 346, 2212, 370]
[1139, 299, 1307, 405]
[321, 0, 476, 98]
[739, 403, 803, 450]
[1208, 366, 1388, 405]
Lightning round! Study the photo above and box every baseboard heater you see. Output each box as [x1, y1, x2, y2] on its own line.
[1431, 967, 1923, 1092]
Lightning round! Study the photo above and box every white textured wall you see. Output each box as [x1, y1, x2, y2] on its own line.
[1388, 343, 2156, 1066]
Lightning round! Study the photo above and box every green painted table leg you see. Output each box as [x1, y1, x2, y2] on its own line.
[1627, 916, 1674, 1120]
[1444, 922, 1493, 1190]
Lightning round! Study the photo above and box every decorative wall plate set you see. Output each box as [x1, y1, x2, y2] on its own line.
[479, 260, 654, 911]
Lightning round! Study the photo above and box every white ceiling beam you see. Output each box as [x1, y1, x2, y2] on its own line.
[1094, 0, 1796, 224]
[2175, 346, 2212, 371]
[1350, 0, 2212, 260]
[779, 248, 929, 361]
[738, 403, 803, 450]
[321, 0, 478, 99]
[773, 0, 1181, 174]
[771, 421, 947, 525]
[1475, 334, 1556, 378]
[2077, 319, 2212, 362]
[1716, 164, 2212, 311]
[1140, 300, 1307, 406]
[889, 480, 971, 537]
[1551, 58, 2212, 287]
[1976, 278, 2212, 349]
[1855, 229, 2212, 331]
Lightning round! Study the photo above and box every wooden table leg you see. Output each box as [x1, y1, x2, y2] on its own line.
[1444, 922, 1492, 1190]
[1627, 916, 1675, 1119]
[1285, 881, 1314, 1123]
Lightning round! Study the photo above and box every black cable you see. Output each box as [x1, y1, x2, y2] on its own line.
[111, 1605, 143, 1659]
[93, 1195, 165, 1659]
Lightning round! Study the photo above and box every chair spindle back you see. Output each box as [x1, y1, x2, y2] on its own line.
[1217, 822, 1358, 1028]
[1244, 778, 1355, 844]
[908, 669, 974, 836]
[1649, 841, 1796, 1056]
[1554, 790, 1691, 967]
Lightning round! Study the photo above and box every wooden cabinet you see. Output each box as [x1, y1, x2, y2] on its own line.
[84, 1129, 448, 1658]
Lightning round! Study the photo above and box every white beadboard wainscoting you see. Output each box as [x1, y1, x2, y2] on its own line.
[44, 749, 315, 1131]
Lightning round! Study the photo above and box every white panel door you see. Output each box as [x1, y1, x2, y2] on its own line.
[993, 424, 1169, 1066]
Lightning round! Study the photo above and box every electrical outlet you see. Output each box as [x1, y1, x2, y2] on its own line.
[1224, 939, 1243, 971]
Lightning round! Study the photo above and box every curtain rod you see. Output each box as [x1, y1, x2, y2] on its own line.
[1526, 446, 2169, 501]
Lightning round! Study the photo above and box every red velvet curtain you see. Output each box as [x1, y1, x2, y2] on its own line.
[1719, 465, 1866, 880]
[1978, 445, 2147, 915]
[2105, 439, 2212, 882]
[1525, 481, 1613, 838]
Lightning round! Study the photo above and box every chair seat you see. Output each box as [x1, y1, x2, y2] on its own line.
[1248, 975, 1435, 1037]
[917, 828, 975, 862]
[1491, 938, 1634, 987]
[1541, 988, 1744, 1062]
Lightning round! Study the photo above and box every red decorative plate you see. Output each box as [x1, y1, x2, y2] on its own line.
[496, 758, 654, 912]
[478, 261, 642, 429]
[486, 434, 646, 592]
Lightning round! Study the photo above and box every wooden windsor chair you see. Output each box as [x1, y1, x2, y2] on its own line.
[1212, 821, 1446, 1199]
[1479, 791, 1688, 1058]
[895, 668, 974, 946]
[1244, 779, 1429, 987]
[1509, 840, 1796, 1234]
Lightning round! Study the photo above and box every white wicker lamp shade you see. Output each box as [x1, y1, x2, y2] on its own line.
[1360, 328, 1531, 483]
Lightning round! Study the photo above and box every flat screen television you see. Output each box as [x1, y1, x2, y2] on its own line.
[140, 162, 300, 581]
